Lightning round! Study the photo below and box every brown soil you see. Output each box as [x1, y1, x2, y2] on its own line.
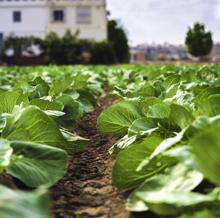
[51, 97, 134, 218]
[0, 173, 17, 189]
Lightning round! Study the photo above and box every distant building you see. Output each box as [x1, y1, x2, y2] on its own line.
[130, 43, 191, 63]
[130, 45, 146, 64]
[210, 43, 220, 61]
[0, 0, 107, 41]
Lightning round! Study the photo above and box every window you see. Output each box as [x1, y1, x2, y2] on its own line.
[0, 33, 3, 48]
[52, 10, 64, 22]
[13, 11, 21, 22]
[76, 7, 91, 24]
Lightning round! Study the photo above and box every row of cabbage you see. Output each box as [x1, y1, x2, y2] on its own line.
[1, 64, 220, 218]
[97, 64, 220, 217]
[0, 66, 106, 218]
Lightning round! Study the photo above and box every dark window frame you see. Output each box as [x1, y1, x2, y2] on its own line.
[0, 33, 3, 46]
[13, 11, 21, 23]
[52, 9, 65, 22]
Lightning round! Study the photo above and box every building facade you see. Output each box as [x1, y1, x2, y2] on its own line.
[0, 0, 107, 41]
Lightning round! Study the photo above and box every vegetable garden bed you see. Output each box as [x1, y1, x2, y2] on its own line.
[51, 97, 131, 218]
[0, 64, 220, 218]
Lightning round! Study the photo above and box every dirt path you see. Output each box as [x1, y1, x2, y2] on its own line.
[51, 97, 133, 218]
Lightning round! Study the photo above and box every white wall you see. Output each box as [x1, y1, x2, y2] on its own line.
[77, 5, 107, 41]
[0, 2, 47, 38]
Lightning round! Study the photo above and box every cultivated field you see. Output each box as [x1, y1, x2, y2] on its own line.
[0, 64, 220, 218]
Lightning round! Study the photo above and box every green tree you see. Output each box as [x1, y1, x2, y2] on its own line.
[61, 29, 78, 64]
[185, 23, 213, 59]
[44, 32, 63, 64]
[108, 20, 130, 63]
[91, 41, 116, 64]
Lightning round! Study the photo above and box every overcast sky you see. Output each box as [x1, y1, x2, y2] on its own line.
[106, 0, 220, 45]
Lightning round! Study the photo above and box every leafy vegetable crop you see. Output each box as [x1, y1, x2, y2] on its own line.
[0, 65, 105, 217]
[0, 64, 220, 217]
[97, 64, 220, 217]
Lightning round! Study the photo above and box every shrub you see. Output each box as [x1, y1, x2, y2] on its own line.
[91, 41, 116, 65]
[2, 30, 117, 65]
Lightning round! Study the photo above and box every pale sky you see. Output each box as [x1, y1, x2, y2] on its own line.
[106, 0, 220, 45]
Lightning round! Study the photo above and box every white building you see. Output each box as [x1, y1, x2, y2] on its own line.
[0, 0, 107, 42]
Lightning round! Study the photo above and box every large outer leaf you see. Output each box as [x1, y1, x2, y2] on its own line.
[2, 106, 70, 151]
[131, 164, 203, 215]
[127, 191, 149, 212]
[128, 117, 157, 136]
[110, 134, 137, 154]
[29, 77, 49, 98]
[191, 121, 220, 186]
[137, 189, 220, 216]
[163, 74, 181, 89]
[7, 141, 68, 187]
[112, 136, 168, 189]
[97, 101, 143, 136]
[0, 91, 20, 114]
[185, 115, 220, 139]
[149, 129, 186, 160]
[147, 103, 171, 119]
[194, 87, 220, 116]
[196, 94, 220, 116]
[137, 129, 185, 172]
[30, 99, 63, 111]
[56, 94, 83, 121]
[0, 185, 50, 218]
[181, 210, 216, 218]
[49, 76, 73, 97]
[140, 97, 162, 115]
[169, 104, 194, 129]
[0, 139, 13, 171]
